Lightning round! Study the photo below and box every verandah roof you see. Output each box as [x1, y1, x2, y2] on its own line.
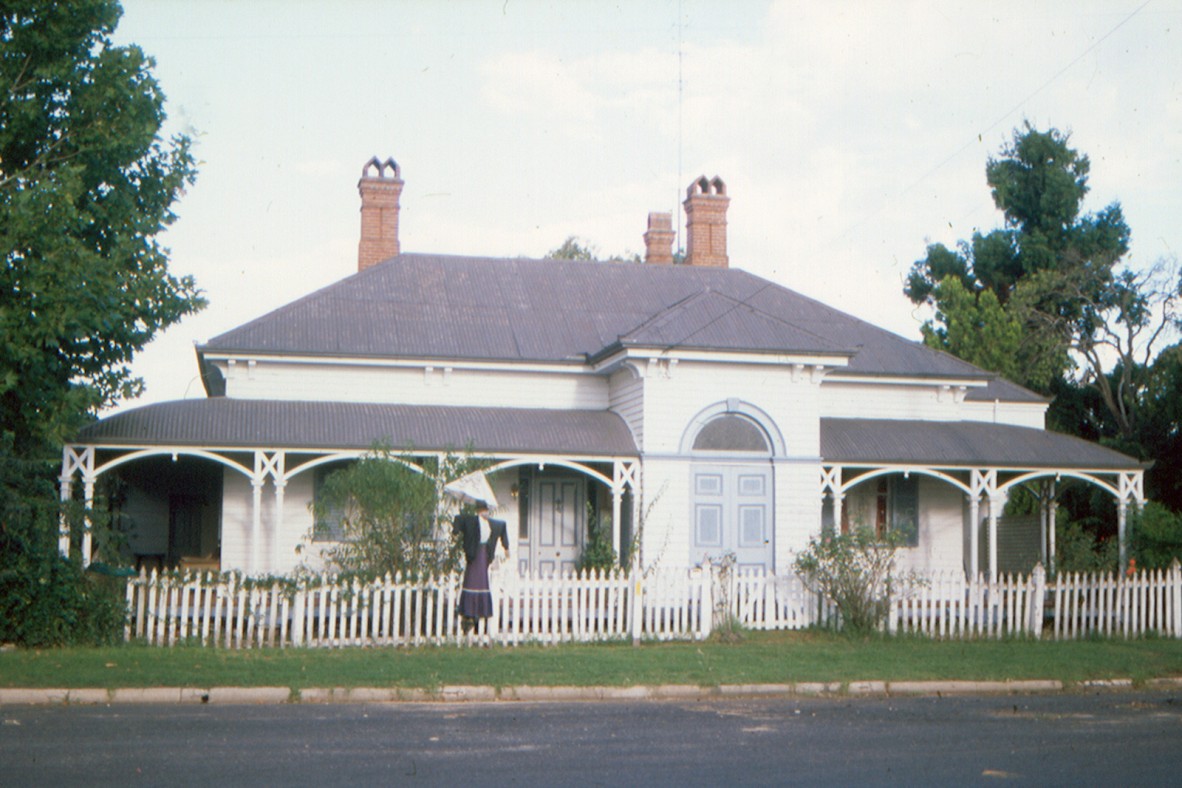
[820, 418, 1145, 471]
[76, 399, 638, 457]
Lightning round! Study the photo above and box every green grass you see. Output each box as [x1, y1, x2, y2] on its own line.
[3, 631, 1182, 690]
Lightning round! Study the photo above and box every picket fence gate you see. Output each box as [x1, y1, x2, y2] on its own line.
[122, 562, 1182, 648]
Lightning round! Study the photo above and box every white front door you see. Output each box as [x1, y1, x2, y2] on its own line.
[690, 465, 774, 571]
[531, 476, 585, 576]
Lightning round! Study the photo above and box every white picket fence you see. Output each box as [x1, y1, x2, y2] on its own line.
[888, 563, 1182, 639]
[123, 566, 714, 648]
[123, 562, 1182, 648]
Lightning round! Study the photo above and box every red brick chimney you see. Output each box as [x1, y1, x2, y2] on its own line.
[357, 156, 403, 271]
[643, 212, 675, 264]
[683, 175, 729, 268]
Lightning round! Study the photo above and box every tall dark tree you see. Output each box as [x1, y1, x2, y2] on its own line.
[1, 0, 203, 456]
[1, 0, 201, 645]
[906, 124, 1136, 393]
[905, 124, 1179, 444]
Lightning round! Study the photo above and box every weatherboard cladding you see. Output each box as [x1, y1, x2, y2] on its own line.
[820, 418, 1142, 470]
[77, 399, 638, 456]
[200, 254, 1027, 394]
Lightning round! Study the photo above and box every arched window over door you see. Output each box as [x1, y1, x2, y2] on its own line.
[692, 414, 771, 453]
[688, 411, 776, 572]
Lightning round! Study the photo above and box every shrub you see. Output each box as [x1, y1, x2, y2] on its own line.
[793, 526, 917, 635]
[0, 438, 126, 647]
[311, 445, 488, 578]
[1130, 501, 1182, 570]
[576, 503, 617, 574]
[0, 530, 125, 647]
[1054, 519, 1119, 575]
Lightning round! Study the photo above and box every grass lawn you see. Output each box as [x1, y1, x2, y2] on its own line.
[3, 631, 1182, 690]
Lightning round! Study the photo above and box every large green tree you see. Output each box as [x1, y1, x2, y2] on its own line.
[906, 123, 1182, 555]
[905, 124, 1179, 440]
[1, 0, 201, 644]
[1, 0, 203, 456]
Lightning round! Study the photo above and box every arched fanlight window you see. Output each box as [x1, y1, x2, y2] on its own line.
[691, 414, 771, 453]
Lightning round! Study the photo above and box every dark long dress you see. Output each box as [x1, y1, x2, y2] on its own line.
[458, 540, 494, 619]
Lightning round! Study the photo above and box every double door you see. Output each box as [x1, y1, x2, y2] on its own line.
[690, 465, 773, 571]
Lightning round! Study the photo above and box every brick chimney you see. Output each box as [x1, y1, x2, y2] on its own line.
[357, 156, 403, 271]
[643, 212, 675, 264]
[683, 175, 729, 268]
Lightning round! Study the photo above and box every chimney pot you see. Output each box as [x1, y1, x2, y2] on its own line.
[683, 174, 729, 268]
[357, 156, 403, 271]
[643, 212, 675, 264]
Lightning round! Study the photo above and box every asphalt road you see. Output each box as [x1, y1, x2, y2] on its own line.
[3, 691, 1180, 786]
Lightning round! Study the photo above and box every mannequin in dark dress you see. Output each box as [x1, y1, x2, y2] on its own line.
[452, 500, 509, 633]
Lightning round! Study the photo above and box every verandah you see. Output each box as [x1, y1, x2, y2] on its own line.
[124, 563, 1182, 649]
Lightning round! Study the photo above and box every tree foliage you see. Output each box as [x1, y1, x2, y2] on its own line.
[1, 1, 199, 645]
[546, 235, 641, 264]
[1, 0, 203, 455]
[907, 125, 1181, 497]
[1129, 501, 1182, 571]
[903, 124, 1178, 398]
[0, 433, 125, 646]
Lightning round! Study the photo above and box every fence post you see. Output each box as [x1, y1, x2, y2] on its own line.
[291, 582, 306, 647]
[630, 567, 643, 646]
[700, 565, 715, 640]
[1171, 558, 1182, 639]
[1031, 563, 1046, 640]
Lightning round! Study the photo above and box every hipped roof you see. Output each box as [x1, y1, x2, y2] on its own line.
[198, 253, 1043, 403]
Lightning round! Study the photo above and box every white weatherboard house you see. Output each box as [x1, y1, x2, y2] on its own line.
[62, 158, 1146, 581]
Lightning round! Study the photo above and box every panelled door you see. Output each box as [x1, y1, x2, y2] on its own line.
[690, 465, 773, 571]
[531, 476, 586, 576]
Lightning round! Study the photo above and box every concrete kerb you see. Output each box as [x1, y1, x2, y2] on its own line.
[2, 678, 1177, 705]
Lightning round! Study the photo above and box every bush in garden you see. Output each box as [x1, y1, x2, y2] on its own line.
[311, 445, 488, 578]
[1129, 501, 1182, 571]
[0, 440, 126, 647]
[1053, 519, 1119, 575]
[793, 526, 915, 635]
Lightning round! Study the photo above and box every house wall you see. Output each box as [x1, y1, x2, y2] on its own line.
[820, 380, 1047, 429]
[216, 360, 609, 410]
[608, 367, 644, 448]
[960, 399, 1046, 429]
[631, 359, 826, 572]
[220, 464, 528, 576]
[206, 352, 1050, 577]
[221, 470, 316, 575]
[841, 476, 966, 575]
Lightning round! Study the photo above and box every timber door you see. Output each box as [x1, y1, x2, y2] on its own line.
[690, 466, 773, 571]
[531, 476, 586, 576]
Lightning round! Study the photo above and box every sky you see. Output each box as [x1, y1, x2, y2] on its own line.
[110, 0, 1181, 412]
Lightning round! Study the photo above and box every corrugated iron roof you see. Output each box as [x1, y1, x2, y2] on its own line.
[821, 418, 1143, 470]
[199, 254, 1032, 395]
[77, 399, 638, 457]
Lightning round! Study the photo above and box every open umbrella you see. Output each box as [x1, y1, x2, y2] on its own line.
[442, 470, 498, 510]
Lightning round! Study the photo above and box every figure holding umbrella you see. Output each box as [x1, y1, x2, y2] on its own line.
[451, 498, 509, 634]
